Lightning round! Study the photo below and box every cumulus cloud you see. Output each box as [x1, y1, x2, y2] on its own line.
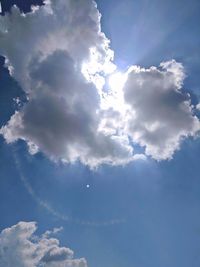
[123, 60, 200, 159]
[0, 0, 114, 89]
[0, 0, 199, 166]
[0, 221, 87, 267]
[196, 103, 200, 110]
[1, 50, 133, 166]
[0, 0, 133, 167]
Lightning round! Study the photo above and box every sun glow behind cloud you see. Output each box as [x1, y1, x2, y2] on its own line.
[97, 71, 128, 117]
[0, 0, 200, 167]
[109, 72, 127, 92]
[107, 71, 128, 110]
[81, 47, 116, 91]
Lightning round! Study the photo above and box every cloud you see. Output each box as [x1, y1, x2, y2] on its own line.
[0, 221, 87, 267]
[123, 60, 200, 159]
[0, 0, 114, 89]
[0, 0, 199, 167]
[196, 103, 200, 110]
[0, 0, 133, 167]
[42, 227, 64, 239]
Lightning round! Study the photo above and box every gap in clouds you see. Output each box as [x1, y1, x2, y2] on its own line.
[0, 56, 26, 127]
[0, 0, 44, 14]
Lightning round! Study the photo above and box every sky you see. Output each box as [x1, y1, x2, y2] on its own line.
[0, 0, 200, 267]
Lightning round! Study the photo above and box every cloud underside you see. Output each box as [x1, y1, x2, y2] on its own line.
[0, 0, 199, 167]
[0, 221, 87, 267]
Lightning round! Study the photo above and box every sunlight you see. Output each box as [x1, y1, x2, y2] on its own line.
[100, 71, 128, 113]
[108, 72, 127, 92]
[81, 47, 116, 91]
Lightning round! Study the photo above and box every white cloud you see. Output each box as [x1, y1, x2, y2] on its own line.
[0, 221, 87, 267]
[0, 0, 133, 167]
[123, 60, 200, 160]
[0, 1, 199, 167]
[42, 227, 64, 239]
[196, 103, 200, 110]
[0, 0, 114, 91]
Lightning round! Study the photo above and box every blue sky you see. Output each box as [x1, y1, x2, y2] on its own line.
[0, 1, 200, 267]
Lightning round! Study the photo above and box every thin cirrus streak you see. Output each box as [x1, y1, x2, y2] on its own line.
[13, 146, 126, 227]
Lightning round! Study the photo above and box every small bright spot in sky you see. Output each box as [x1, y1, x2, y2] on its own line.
[86, 184, 90, 188]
